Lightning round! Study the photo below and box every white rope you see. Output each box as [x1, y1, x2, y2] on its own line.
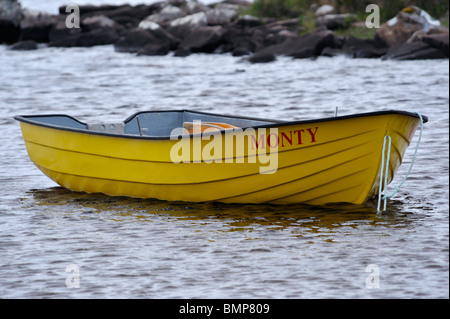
[377, 112, 424, 213]
[377, 135, 391, 212]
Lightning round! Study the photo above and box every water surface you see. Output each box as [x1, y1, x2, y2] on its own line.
[0, 45, 448, 298]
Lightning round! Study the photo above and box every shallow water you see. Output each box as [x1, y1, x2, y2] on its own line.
[0, 43, 448, 299]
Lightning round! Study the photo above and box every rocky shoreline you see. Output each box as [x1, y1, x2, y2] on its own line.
[1, 0, 448, 62]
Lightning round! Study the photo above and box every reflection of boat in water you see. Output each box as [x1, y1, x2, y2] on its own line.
[15, 110, 426, 205]
[27, 187, 394, 231]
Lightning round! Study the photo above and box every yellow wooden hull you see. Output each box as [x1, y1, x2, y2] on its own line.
[15, 110, 425, 205]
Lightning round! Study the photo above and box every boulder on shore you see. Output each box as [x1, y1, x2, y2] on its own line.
[252, 28, 335, 59]
[48, 15, 82, 43]
[382, 41, 448, 60]
[376, 6, 447, 46]
[220, 25, 266, 56]
[19, 9, 56, 43]
[0, 0, 22, 43]
[321, 35, 388, 58]
[206, 3, 239, 26]
[370, 6, 449, 60]
[138, 19, 179, 50]
[421, 33, 449, 57]
[114, 28, 158, 53]
[248, 51, 276, 63]
[139, 5, 186, 27]
[137, 42, 170, 56]
[9, 39, 37, 50]
[178, 25, 224, 53]
[81, 15, 120, 32]
[49, 28, 119, 47]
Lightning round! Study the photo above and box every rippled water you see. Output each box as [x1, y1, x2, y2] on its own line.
[0, 44, 448, 299]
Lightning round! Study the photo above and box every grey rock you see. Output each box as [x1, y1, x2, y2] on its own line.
[248, 51, 276, 63]
[9, 39, 38, 50]
[382, 41, 447, 60]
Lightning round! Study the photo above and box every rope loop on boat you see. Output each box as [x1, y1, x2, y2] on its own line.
[377, 135, 392, 212]
[377, 112, 424, 212]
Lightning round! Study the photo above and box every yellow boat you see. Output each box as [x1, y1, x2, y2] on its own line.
[14, 110, 426, 205]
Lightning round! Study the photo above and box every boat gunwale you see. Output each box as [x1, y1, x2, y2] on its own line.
[14, 109, 428, 140]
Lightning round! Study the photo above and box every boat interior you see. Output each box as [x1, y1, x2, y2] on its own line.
[16, 110, 428, 138]
[17, 110, 277, 137]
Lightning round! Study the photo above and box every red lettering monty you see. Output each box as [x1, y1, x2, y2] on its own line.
[251, 127, 319, 149]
